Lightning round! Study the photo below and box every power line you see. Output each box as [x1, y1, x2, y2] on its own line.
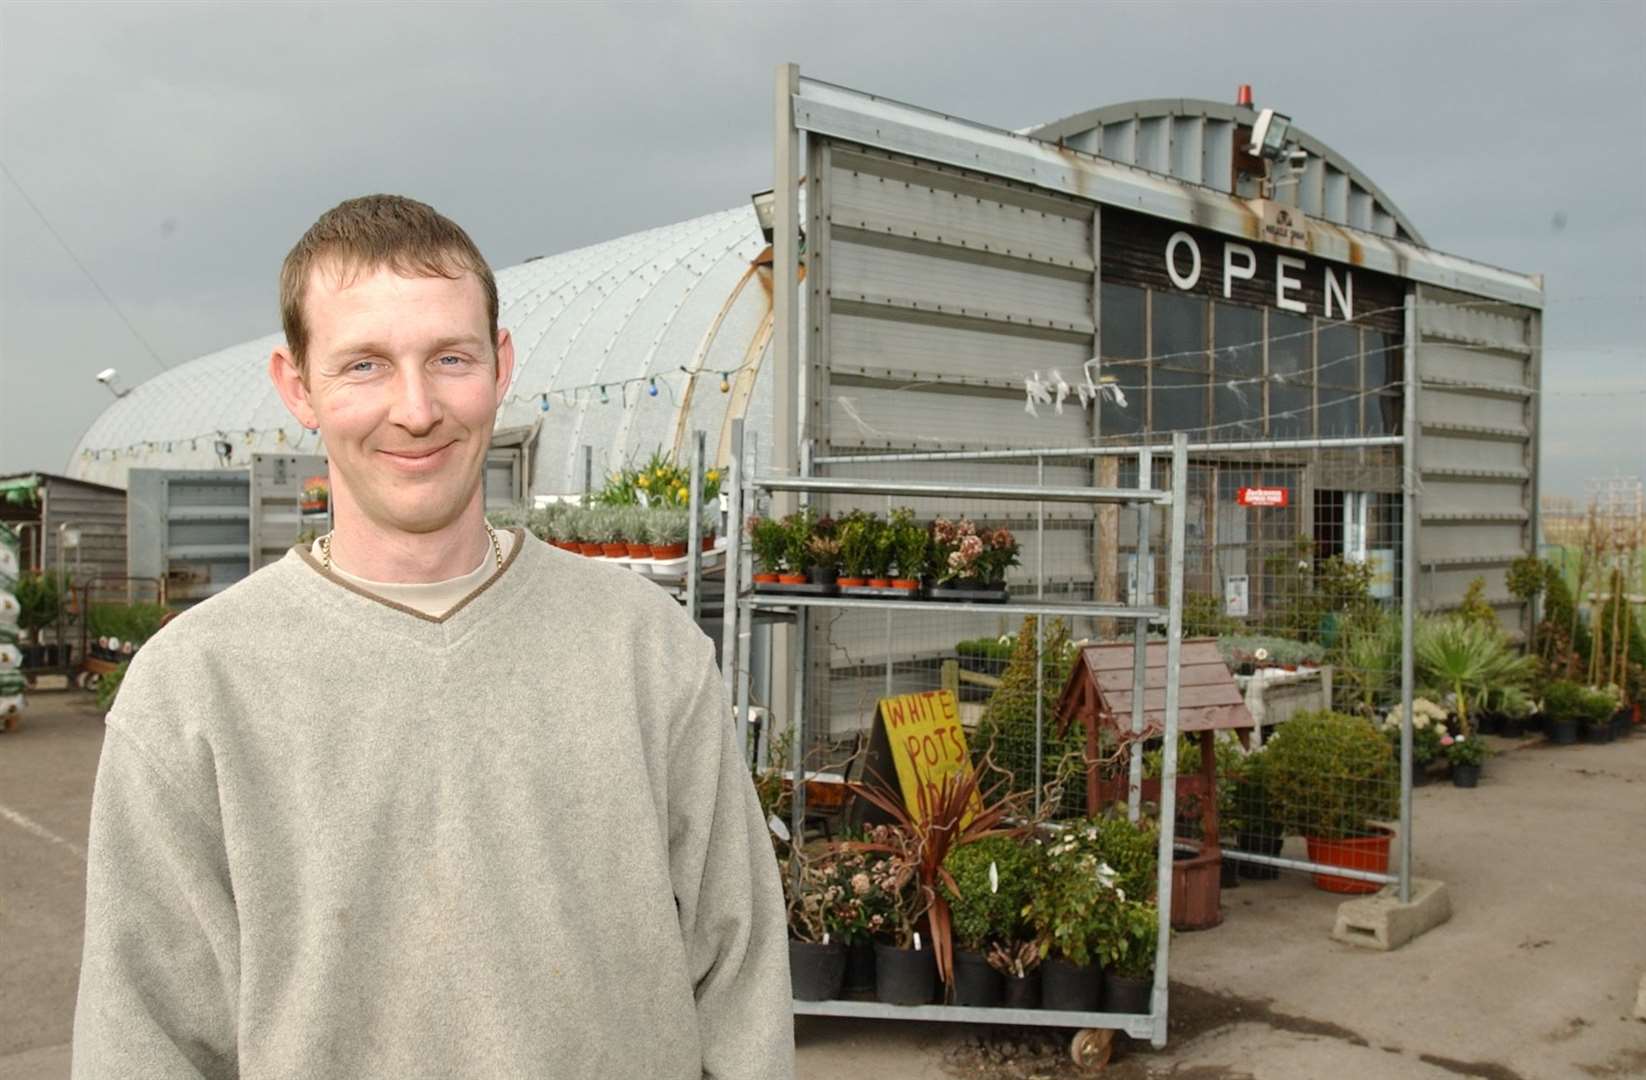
[0, 158, 172, 375]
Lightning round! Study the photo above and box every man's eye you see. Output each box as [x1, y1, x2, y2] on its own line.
[437, 354, 467, 366]
[350, 360, 378, 373]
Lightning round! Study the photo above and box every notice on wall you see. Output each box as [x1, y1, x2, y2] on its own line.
[1367, 549, 1396, 600]
[876, 689, 980, 826]
[1237, 486, 1290, 508]
[1224, 574, 1250, 617]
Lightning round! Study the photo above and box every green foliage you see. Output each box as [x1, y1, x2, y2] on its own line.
[1538, 564, 1590, 675]
[1506, 556, 1545, 604]
[1332, 609, 1402, 716]
[941, 836, 1036, 952]
[1230, 747, 1279, 839]
[1026, 833, 1118, 967]
[1542, 679, 1585, 723]
[1102, 900, 1159, 979]
[835, 513, 877, 579]
[1216, 633, 1326, 668]
[956, 636, 1016, 663]
[889, 508, 928, 581]
[87, 603, 168, 647]
[747, 515, 788, 574]
[1443, 731, 1489, 767]
[14, 572, 67, 633]
[96, 660, 128, 713]
[1183, 590, 1240, 638]
[1084, 814, 1159, 901]
[1262, 710, 1398, 840]
[1261, 537, 1377, 644]
[1414, 615, 1534, 734]
[1457, 577, 1498, 630]
[779, 508, 817, 573]
[972, 617, 1085, 816]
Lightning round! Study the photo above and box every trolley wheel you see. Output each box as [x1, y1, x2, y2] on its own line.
[1070, 1027, 1114, 1070]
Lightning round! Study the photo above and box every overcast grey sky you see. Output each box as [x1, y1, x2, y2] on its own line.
[2, 0, 1641, 494]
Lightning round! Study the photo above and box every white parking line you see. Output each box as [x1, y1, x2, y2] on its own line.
[0, 803, 87, 861]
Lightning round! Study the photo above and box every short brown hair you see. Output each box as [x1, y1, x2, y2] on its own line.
[279, 194, 499, 372]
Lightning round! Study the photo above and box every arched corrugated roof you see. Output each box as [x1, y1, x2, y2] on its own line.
[66, 205, 777, 494]
[1024, 98, 1425, 245]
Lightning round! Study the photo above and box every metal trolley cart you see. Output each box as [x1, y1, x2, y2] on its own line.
[721, 431, 1192, 1069]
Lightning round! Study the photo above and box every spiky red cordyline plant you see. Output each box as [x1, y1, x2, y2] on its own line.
[837, 751, 1036, 988]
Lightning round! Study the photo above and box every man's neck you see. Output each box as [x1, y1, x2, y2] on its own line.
[325, 511, 494, 584]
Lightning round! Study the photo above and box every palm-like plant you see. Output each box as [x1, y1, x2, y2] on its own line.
[1414, 615, 1534, 735]
[839, 753, 1032, 987]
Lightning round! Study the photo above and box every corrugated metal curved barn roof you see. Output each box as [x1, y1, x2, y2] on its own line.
[67, 205, 777, 494]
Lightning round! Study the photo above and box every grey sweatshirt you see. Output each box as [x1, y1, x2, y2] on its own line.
[72, 529, 793, 1079]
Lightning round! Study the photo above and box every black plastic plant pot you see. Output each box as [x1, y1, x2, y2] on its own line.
[1040, 957, 1102, 1012]
[1612, 711, 1631, 738]
[873, 943, 937, 1006]
[1548, 719, 1578, 745]
[1220, 857, 1240, 889]
[1002, 970, 1041, 1009]
[1236, 831, 1283, 880]
[844, 940, 876, 994]
[1501, 716, 1526, 738]
[1477, 713, 1503, 736]
[1411, 765, 1432, 787]
[808, 566, 837, 587]
[1451, 763, 1481, 789]
[952, 950, 1004, 1007]
[789, 940, 847, 1001]
[1583, 723, 1613, 745]
[1103, 971, 1154, 1015]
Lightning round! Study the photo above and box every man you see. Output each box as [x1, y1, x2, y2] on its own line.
[72, 195, 793, 1078]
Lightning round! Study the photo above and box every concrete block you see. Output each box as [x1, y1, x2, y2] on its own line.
[1331, 878, 1451, 951]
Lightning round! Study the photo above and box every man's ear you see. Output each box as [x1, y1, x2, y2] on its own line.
[493, 327, 516, 408]
[269, 346, 319, 431]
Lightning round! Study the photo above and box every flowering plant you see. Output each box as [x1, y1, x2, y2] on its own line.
[1441, 731, 1489, 767]
[1024, 831, 1123, 968]
[931, 518, 1019, 584]
[1380, 697, 1450, 765]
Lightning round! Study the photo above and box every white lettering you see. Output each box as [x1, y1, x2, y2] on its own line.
[1165, 231, 1201, 290]
[1324, 266, 1354, 320]
[1275, 255, 1307, 313]
[1223, 243, 1257, 299]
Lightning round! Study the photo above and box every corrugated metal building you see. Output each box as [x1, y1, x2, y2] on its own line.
[64, 86, 1541, 626]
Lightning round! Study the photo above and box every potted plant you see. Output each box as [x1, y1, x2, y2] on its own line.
[940, 835, 1031, 1007]
[988, 940, 1042, 1008]
[866, 516, 896, 589]
[1263, 710, 1398, 894]
[648, 508, 690, 560]
[747, 515, 787, 585]
[299, 475, 329, 513]
[889, 508, 926, 593]
[778, 510, 814, 585]
[1025, 832, 1117, 1011]
[548, 507, 583, 552]
[835, 512, 875, 588]
[782, 852, 848, 1001]
[1229, 748, 1282, 879]
[1379, 697, 1448, 786]
[821, 839, 895, 994]
[1543, 680, 1583, 745]
[806, 536, 841, 588]
[1582, 685, 1620, 744]
[1415, 615, 1534, 736]
[13, 572, 62, 667]
[976, 525, 1019, 591]
[1101, 900, 1159, 1014]
[615, 507, 649, 559]
[1442, 730, 1488, 787]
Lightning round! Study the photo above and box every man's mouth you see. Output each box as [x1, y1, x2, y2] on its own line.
[379, 442, 456, 470]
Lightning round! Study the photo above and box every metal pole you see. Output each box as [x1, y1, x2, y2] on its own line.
[686, 430, 704, 621]
[1398, 291, 1419, 904]
[581, 445, 593, 502]
[1034, 455, 1045, 814]
[1127, 449, 1153, 822]
[722, 420, 745, 756]
[1150, 432, 1189, 1048]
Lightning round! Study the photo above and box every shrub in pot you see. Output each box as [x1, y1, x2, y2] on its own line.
[747, 515, 787, 583]
[1026, 832, 1118, 1011]
[835, 512, 877, 587]
[1101, 900, 1159, 1014]
[648, 508, 690, 560]
[780, 853, 848, 1001]
[941, 835, 1033, 1006]
[1378, 697, 1448, 786]
[1442, 730, 1488, 788]
[1543, 680, 1583, 745]
[1581, 685, 1619, 744]
[778, 509, 816, 584]
[866, 515, 897, 588]
[1263, 710, 1398, 894]
[1414, 615, 1534, 736]
[806, 536, 841, 587]
[889, 508, 927, 590]
[1230, 748, 1283, 879]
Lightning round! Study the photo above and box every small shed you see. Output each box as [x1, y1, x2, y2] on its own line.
[1056, 638, 1255, 930]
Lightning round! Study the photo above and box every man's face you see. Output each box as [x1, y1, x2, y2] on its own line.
[269, 263, 514, 539]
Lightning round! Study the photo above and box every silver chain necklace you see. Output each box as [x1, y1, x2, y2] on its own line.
[320, 521, 503, 574]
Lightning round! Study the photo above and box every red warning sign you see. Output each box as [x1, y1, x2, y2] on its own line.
[1237, 487, 1289, 508]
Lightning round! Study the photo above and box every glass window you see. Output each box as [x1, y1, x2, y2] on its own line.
[1152, 291, 1208, 371]
[1364, 330, 1402, 391]
[1151, 367, 1207, 434]
[1101, 284, 1146, 360]
[1317, 388, 1360, 437]
[1213, 383, 1264, 439]
[1318, 323, 1359, 389]
[1366, 392, 1404, 435]
[1214, 304, 1263, 378]
[1268, 312, 1312, 376]
[1100, 362, 1146, 437]
[1269, 382, 1313, 438]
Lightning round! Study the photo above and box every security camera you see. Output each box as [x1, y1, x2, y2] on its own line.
[96, 368, 118, 384]
[1285, 147, 1309, 169]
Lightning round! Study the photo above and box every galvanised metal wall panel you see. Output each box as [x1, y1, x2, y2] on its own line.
[830, 234, 1092, 329]
[249, 454, 327, 571]
[829, 308, 1088, 386]
[39, 478, 127, 585]
[1415, 284, 1540, 625]
[827, 382, 1090, 451]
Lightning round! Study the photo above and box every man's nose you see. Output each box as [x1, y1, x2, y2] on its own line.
[388, 364, 441, 434]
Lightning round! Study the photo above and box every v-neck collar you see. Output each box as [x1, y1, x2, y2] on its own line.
[293, 526, 527, 626]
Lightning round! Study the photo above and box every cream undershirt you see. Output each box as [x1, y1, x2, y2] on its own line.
[308, 528, 519, 617]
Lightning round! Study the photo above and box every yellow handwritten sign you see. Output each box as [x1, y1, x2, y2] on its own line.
[877, 689, 980, 826]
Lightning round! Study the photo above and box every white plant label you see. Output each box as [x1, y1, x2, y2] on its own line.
[989, 861, 999, 894]
[913, 932, 923, 952]
[767, 815, 790, 842]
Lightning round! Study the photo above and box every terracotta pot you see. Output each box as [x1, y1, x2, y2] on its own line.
[651, 543, 686, 559]
[626, 542, 651, 559]
[1305, 829, 1392, 894]
[837, 577, 868, 588]
[579, 542, 604, 557]
[753, 572, 781, 585]
[300, 499, 328, 512]
[867, 577, 892, 589]
[891, 579, 920, 591]
[778, 573, 808, 585]
[601, 542, 628, 558]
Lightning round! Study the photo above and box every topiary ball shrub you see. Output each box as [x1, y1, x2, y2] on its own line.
[1262, 710, 1397, 840]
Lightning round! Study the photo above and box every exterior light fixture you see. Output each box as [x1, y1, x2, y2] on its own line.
[95, 367, 130, 398]
[750, 189, 776, 244]
[1248, 109, 1293, 161]
[647, 379, 659, 397]
[719, 373, 731, 394]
